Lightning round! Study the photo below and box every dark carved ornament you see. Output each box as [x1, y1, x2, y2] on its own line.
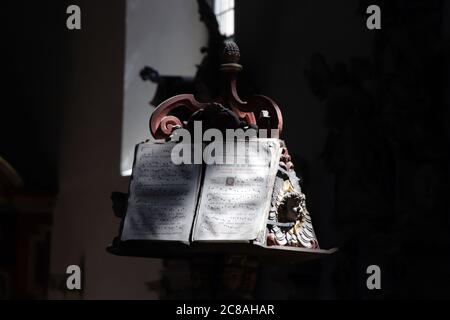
[149, 41, 283, 140]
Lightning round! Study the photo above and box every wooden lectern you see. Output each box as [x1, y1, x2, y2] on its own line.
[107, 41, 335, 264]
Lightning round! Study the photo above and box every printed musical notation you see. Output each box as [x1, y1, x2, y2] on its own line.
[127, 205, 187, 236]
[121, 142, 202, 242]
[206, 192, 262, 206]
[193, 140, 281, 241]
[121, 139, 282, 243]
[195, 173, 269, 239]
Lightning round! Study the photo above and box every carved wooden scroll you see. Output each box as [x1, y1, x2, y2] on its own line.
[149, 41, 283, 139]
[146, 41, 319, 250]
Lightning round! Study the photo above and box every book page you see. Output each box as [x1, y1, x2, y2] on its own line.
[193, 139, 281, 241]
[121, 142, 202, 242]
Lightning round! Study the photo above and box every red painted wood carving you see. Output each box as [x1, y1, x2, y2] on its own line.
[149, 41, 283, 139]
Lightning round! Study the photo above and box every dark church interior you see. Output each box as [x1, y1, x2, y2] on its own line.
[1, 0, 450, 301]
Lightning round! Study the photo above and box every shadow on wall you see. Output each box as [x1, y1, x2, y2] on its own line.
[48, 0, 163, 299]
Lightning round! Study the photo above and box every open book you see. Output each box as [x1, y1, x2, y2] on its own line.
[120, 139, 282, 245]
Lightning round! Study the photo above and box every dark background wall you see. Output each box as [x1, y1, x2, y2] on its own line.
[2, 2, 64, 193]
[2, 0, 162, 299]
[236, 0, 450, 299]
